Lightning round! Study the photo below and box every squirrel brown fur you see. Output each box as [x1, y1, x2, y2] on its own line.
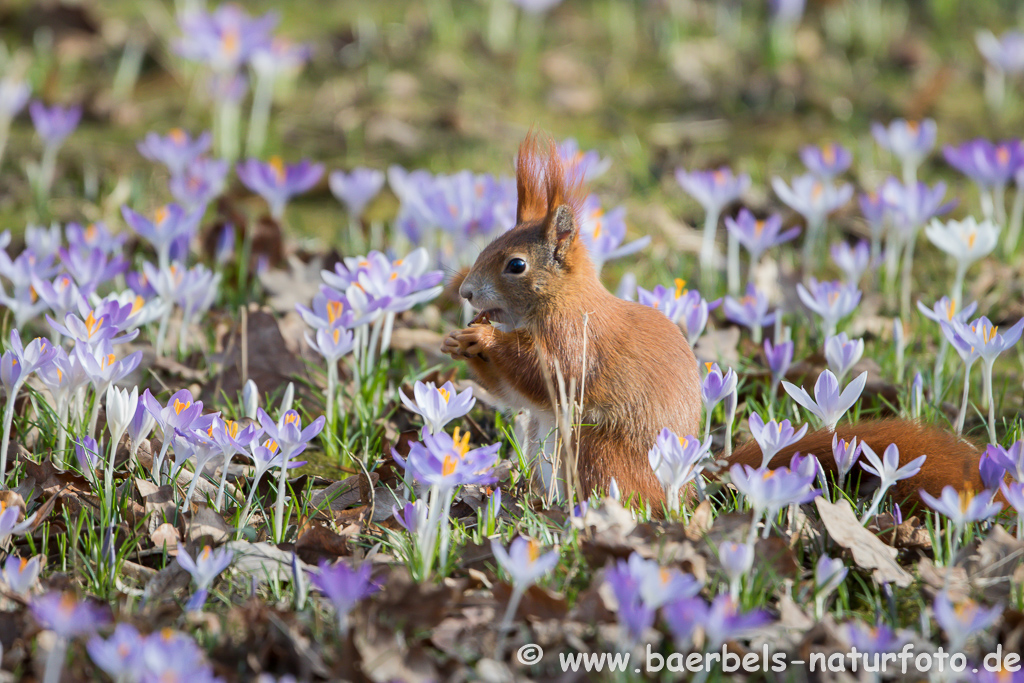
[441, 133, 984, 513]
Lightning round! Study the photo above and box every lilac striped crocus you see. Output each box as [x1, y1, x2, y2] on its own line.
[796, 278, 861, 337]
[176, 4, 277, 73]
[859, 442, 926, 522]
[309, 559, 379, 636]
[399, 380, 476, 434]
[783, 369, 867, 431]
[169, 157, 229, 211]
[176, 544, 234, 611]
[676, 166, 751, 276]
[824, 332, 864, 383]
[647, 429, 712, 515]
[137, 129, 212, 178]
[29, 101, 81, 149]
[871, 119, 937, 183]
[329, 167, 386, 223]
[558, 138, 611, 181]
[830, 240, 872, 284]
[800, 143, 852, 179]
[921, 486, 1002, 539]
[578, 195, 650, 271]
[831, 434, 862, 489]
[724, 209, 798, 282]
[771, 174, 853, 261]
[763, 339, 793, 392]
[932, 591, 1002, 655]
[237, 157, 324, 220]
[724, 284, 776, 342]
[748, 413, 808, 467]
[730, 463, 818, 541]
[664, 595, 772, 653]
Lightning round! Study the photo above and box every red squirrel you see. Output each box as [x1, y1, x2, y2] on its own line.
[441, 133, 984, 512]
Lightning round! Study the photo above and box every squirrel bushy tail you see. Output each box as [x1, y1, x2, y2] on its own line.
[721, 419, 985, 511]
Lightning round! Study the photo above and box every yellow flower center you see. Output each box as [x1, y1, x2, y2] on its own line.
[438, 387, 451, 403]
[169, 129, 186, 144]
[222, 28, 240, 56]
[173, 398, 191, 415]
[822, 145, 835, 165]
[269, 156, 285, 183]
[528, 539, 540, 563]
[154, 206, 170, 224]
[442, 455, 458, 477]
[674, 278, 686, 299]
[967, 231, 977, 248]
[452, 427, 471, 458]
[326, 300, 344, 325]
[84, 311, 102, 338]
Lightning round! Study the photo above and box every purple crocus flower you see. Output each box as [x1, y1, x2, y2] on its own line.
[979, 448, 1007, 489]
[87, 623, 146, 682]
[830, 240, 872, 284]
[1000, 481, 1024, 540]
[251, 37, 311, 79]
[859, 442, 927, 521]
[557, 138, 611, 181]
[676, 167, 750, 217]
[943, 139, 1022, 189]
[257, 408, 326, 460]
[730, 463, 818, 532]
[142, 388, 203, 480]
[917, 296, 977, 327]
[176, 5, 278, 72]
[933, 590, 1002, 654]
[796, 278, 862, 337]
[871, 119, 937, 175]
[603, 560, 656, 645]
[578, 194, 650, 271]
[32, 274, 87, 322]
[30, 592, 108, 639]
[74, 436, 101, 479]
[48, 300, 139, 347]
[0, 331, 58, 394]
[763, 339, 793, 390]
[58, 246, 128, 293]
[28, 101, 81, 148]
[920, 486, 1002, 535]
[305, 326, 355, 364]
[724, 209, 799, 264]
[840, 621, 905, 655]
[986, 441, 1024, 483]
[64, 221, 126, 256]
[724, 284, 776, 340]
[237, 157, 324, 220]
[664, 595, 771, 652]
[399, 380, 475, 435]
[308, 559, 380, 635]
[176, 543, 234, 611]
[771, 174, 853, 229]
[783, 369, 867, 431]
[647, 429, 712, 514]
[832, 434, 862, 487]
[121, 204, 202, 267]
[169, 157, 229, 210]
[137, 129, 212, 178]
[492, 536, 560, 589]
[748, 413, 808, 467]
[956, 315, 1024, 370]
[392, 499, 426, 534]
[0, 78, 30, 120]
[328, 168, 386, 222]
[824, 332, 864, 383]
[717, 541, 753, 599]
[508, 0, 565, 15]
[977, 30, 1024, 75]
[393, 427, 500, 493]
[0, 501, 37, 545]
[815, 555, 847, 600]
[800, 143, 852, 179]
[702, 362, 737, 411]
[879, 178, 953, 232]
[1, 554, 40, 601]
[768, 0, 805, 27]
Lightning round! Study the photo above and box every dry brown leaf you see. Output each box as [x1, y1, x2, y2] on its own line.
[815, 497, 912, 587]
[294, 523, 355, 564]
[186, 507, 233, 546]
[150, 522, 181, 552]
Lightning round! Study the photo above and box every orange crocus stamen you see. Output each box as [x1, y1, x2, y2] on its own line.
[268, 156, 286, 184]
[173, 398, 191, 415]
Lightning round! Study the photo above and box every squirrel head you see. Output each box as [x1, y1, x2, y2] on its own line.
[460, 134, 596, 330]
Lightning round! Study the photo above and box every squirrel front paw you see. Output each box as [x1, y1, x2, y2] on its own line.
[441, 325, 493, 361]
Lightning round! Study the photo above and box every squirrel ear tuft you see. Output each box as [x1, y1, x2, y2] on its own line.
[548, 204, 577, 262]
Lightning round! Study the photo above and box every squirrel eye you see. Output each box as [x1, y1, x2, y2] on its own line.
[505, 258, 527, 274]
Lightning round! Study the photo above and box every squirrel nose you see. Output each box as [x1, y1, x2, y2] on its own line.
[460, 285, 473, 302]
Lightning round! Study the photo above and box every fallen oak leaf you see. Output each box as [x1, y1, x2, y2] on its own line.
[814, 496, 913, 588]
